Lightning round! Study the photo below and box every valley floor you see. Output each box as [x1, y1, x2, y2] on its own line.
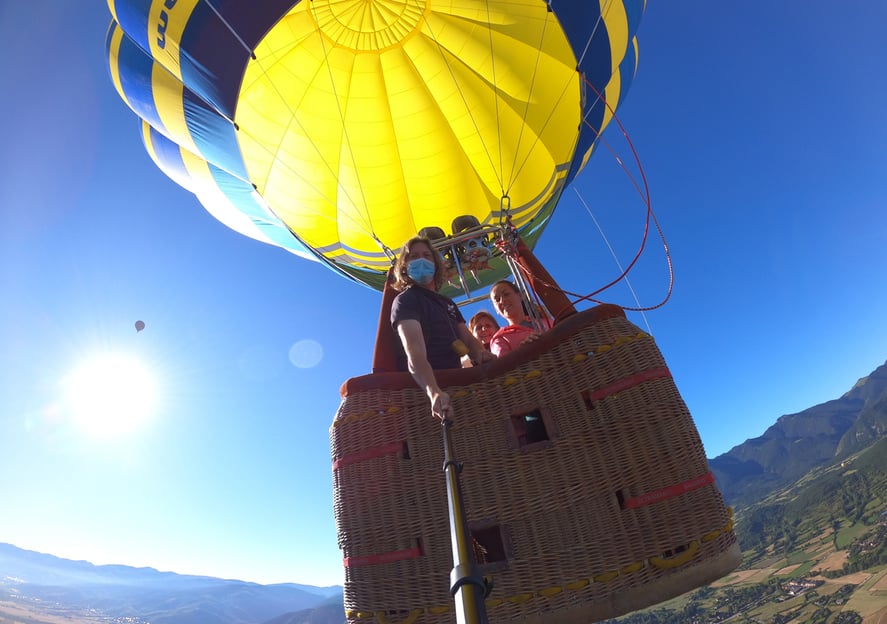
[0, 600, 144, 624]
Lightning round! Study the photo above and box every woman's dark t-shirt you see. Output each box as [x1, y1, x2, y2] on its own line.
[391, 286, 465, 371]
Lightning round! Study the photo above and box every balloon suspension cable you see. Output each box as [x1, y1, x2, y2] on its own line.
[573, 75, 674, 310]
[499, 10, 555, 192]
[239, 117, 378, 247]
[504, 252, 551, 329]
[417, 9, 505, 195]
[495, 233, 555, 329]
[237, 3, 379, 244]
[374, 235, 396, 265]
[504, 77, 675, 315]
[572, 186, 652, 334]
[422, 6, 568, 198]
[249, 189, 372, 285]
[498, 195, 512, 227]
[202, 0, 256, 60]
[496, 203, 546, 320]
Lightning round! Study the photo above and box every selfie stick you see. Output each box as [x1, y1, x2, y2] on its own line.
[441, 416, 490, 624]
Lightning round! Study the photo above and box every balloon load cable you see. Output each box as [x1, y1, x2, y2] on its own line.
[503, 75, 675, 316]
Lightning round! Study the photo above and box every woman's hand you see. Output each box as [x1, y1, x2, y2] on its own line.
[430, 390, 453, 421]
[471, 349, 496, 365]
[523, 333, 542, 344]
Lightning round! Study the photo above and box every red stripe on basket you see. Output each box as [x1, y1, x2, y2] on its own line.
[587, 367, 671, 402]
[622, 472, 716, 509]
[344, 546, 423, 567]
[332, 441, 404, 470]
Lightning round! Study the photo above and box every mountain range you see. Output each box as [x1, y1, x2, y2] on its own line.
[3, 359, 886, 624]
[710, 359, 887, 509]
[0, 543, 342, 624]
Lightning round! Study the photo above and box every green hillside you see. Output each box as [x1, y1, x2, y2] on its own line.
[601, 436, 887, 623]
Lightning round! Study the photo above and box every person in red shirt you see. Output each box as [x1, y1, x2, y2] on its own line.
[488, 280, 552, 357]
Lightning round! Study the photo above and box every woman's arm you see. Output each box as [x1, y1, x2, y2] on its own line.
[396, 319, 451, 419]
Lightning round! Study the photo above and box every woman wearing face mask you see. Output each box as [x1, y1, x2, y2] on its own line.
[390, 236, 495, 420]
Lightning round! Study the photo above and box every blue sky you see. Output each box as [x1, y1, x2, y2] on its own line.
[1, 2, 885, 588]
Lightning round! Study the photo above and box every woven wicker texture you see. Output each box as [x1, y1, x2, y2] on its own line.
[331, 306, 740, 623]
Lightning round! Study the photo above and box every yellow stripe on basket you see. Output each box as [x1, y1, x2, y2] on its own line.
[401, 611, 423, 624]
[701, 529, 722, 542]
[593, 570, 619, 582]
[649, 541, 700, 569]
[338, 523, 734, 619]
[621, 561, 644, 574]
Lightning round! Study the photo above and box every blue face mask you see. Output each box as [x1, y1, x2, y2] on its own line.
[407, 258, 436, 285]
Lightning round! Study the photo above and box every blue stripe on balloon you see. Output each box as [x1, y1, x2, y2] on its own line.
[177, 0, 302, 122]
[181, 90, 249, 181]
[208, 165, 315, 258]
[554, 2, 611, 184]
[144, 124, 189, 183]
[109, 0, 153, 53]
[110, 12, 249, 182]
[623, 0, 646, 39]
[114, 29, 168, 136]
[617, 39, 639, 108]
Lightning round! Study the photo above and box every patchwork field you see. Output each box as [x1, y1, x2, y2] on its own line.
[0, 600, 100, 624]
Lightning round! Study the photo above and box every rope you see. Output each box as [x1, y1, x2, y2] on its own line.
[573, 74, 674, 312]
[201, 0, 256, 59]
[307, 2, 376, 237]
[496, 74, 675, 316]
[573, 187, 652, 334]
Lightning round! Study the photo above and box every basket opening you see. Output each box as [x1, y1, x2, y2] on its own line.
[510, 409, 549, 447]
[581, 389, 596, 411]
[470, 525, 507, 565]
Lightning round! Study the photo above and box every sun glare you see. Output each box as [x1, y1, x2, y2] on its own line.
[63, 353, 157, 437]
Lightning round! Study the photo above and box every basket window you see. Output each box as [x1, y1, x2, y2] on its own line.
[470, 525, 507, 565]
[510, 409, 550, 447]
[581, 389, 595, 410]
[661, 543, 690, 559]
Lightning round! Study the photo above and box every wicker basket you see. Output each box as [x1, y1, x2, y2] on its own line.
[331, 304, 740, 623]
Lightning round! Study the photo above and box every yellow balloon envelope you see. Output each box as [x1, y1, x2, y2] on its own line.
[106, 0, 644, 289]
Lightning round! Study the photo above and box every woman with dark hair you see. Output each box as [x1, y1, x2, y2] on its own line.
[391, 236, 494, 419]
[488, 280, 552, 357]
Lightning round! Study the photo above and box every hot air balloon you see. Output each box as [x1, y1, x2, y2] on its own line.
[134, 320, 145, 333]
[106, 1, 740, 622]
[105, 0, 644, 294]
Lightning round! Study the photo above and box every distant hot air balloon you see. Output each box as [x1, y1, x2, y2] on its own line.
[134, 320, 145, 333]
[106, 2, 741, 622]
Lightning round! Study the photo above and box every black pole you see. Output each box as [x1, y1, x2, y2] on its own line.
[441, 417, 489, 624]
